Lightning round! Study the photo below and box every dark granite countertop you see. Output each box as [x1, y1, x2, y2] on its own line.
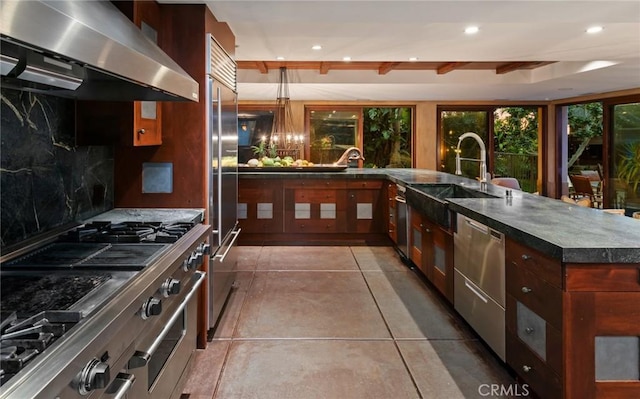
[240, 168, 640, 263]
[83, 208, 205, 225]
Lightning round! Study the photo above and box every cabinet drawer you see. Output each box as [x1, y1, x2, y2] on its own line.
[284, 180, 347, 189]
[506, 295, 562, 375]
[566, 264, 640, 292]
[506, 262, 562, 329]
[506, 238, 562, 288]
[288, 219, 340, 233]
[346, 180, 384, 189]
[294, 189, 338, 203]
[239, 188, 276, 202]
[506, 331, 562, 399]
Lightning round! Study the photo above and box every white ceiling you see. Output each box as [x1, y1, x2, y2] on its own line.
[189, 1, 640, 101]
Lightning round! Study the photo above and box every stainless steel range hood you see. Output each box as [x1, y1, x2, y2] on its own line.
[0, 0, 199, 102]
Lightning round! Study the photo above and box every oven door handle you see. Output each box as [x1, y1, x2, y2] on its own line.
[213, 228, 241, 262]
[106, 372, 136, 399]
[129, 271, 206, 369]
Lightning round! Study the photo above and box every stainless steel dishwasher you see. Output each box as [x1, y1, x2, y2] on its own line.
[453, 213, 505, 360]
[394, 184, 410, 261]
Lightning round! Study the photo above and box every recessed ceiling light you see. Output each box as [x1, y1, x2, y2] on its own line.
[465, 26, 479, 34]
[276, 56, 285, 61]
[408, 57, 418, 62]
[312, 45, 322, 50]
[343, 56, 352, 62]
[586, 26, 603, 34]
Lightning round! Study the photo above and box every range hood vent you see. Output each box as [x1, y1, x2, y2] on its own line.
[0, 0, 199, 102]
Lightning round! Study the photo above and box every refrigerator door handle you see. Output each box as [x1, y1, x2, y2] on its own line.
[215, 85, 223, 241]
[213, 228, 241, 262]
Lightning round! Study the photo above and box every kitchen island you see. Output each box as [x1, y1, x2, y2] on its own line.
[239, 168, 640, 399]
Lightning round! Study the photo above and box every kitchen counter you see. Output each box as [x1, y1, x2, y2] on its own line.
[83, 208, 205, 225]
[240, 169, 640, 263]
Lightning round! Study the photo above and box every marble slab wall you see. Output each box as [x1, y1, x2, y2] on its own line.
[1, 89, 114, 248]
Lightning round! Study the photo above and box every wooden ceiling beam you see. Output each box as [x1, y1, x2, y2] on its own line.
[319, 62, 331, 75]
[437, 62, 471, 75]
[378, 62, 401, 75]
[256, 61, 268, 74]
[496, 62, 530, 74]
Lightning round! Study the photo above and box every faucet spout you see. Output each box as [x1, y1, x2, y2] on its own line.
[334, 147, 365, 167]
[455, 132, 488, 182]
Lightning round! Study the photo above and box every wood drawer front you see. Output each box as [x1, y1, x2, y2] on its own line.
[239, 188, 275, 202]
[506, 239, 562, 288]
[506, 331, 562, 399]
[506, 295, 562, 375]
[346, 180, 384, 189]
[294, 189, 339, 203]
[284, 179, 347, 189]
[566, 264, 640, 292]
[507, 263, 563, 329]
[288, 219, 340, 233]
[239, 219, 282, 234]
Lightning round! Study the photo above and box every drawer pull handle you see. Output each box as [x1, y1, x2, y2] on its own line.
[525, 327, 534, 334]
[521, 286, 532, 294]
[522, 365, 532, 373]
[521, 254, 532, 261]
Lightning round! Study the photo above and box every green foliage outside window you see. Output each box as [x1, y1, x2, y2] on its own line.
[363, 107, 412, 168]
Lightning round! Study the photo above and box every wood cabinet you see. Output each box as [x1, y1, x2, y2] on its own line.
[387, 182, 398, 244]
[237, 179, 283, 234]
[409, 207, 454, 302]
[238, 177, 388, 245]
[505, 237, 640, 399]
[77, 0, 162, 146]
[505, 238, 563, 399]
[564, 263, 640, 399]
[346, 180, 386, 234]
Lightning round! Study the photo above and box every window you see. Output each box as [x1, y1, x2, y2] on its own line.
[306, 106, 413, 167]
[610, 101, 640, 212]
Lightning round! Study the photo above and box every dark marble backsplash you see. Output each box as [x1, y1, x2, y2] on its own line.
[1, 89, 114, 249]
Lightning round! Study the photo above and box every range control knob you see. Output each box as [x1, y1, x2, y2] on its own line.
[76, 358, 110, 395]
[198, 242, 211, 255]
[141, 297, 162, 319]
[160, 278, 181, 297]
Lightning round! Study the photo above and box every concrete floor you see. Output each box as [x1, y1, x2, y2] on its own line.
[181, 246, 524, 399]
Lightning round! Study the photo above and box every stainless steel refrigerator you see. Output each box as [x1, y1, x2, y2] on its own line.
[206, 34, 240, 330]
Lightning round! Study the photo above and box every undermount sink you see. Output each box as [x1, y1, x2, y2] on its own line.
[406, 183, 499, 229]
[411, 183, 499, 201]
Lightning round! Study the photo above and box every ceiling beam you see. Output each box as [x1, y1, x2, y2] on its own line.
[496, 62, 530, 74]
[378, 62, 401, 75]
[437, 62, 471, 75]
[256, 61, 268, 74]
[319, 62, 331, 75]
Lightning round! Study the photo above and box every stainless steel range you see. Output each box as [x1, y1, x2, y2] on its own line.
[0, 217, 210, 399]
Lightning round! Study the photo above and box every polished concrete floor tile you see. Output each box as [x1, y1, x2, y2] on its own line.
[351, 246, 409, 272]
[182, 340, 230, 397]
[363, 271, 471, 340]
[214, 340, 420, 399]
[397, 340, 522, 399]
[237, 246, 262, 271]
[235, 272, 389, 338]
[256, 246, 359, 270]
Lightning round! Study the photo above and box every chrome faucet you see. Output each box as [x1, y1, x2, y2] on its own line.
[334, 147, 365, 167]
[455, 132, 489, 183]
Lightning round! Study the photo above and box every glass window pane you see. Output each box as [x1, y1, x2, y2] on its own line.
[493, 107, 540, 193]
[363, 107, 412, 168]
[309, 109, 359, 164]
[439, 111, 488, 179]
[610, 102, 640, 213]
